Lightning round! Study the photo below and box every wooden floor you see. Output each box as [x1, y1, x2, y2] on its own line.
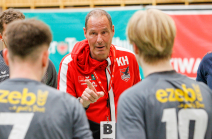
[0, 0, 212, 10]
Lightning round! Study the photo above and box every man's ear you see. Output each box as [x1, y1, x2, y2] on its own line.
[133, 43, 140, 55]
[83, 27, 87, 39]
[42, 50, 49, 68]
[3, 48, 9, 66]
[112, 25, 115, 36]
[0, 33, 3, 41]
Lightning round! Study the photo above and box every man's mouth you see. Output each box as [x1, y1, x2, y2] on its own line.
[96, 46, 105, 49]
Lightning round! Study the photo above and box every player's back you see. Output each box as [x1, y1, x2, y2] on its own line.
[118, 70, 212, 139]
[0, 78, 92, 139]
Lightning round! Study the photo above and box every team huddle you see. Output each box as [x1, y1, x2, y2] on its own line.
[0, 8, 211, 139]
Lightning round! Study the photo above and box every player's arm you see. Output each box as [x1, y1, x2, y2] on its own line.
[117, 91, 146, 139]
[69, 97, 93, 139]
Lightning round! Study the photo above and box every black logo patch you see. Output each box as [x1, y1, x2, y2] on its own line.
[120, 66, 130, 82]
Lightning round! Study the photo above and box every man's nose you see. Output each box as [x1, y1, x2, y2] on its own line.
[97, 34, 103, 44]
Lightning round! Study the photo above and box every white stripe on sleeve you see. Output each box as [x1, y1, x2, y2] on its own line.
[59, 55, 72, 93]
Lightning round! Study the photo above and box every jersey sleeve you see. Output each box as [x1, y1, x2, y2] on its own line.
[66, 95, 93, 139]
[57, 54, 77, 97]
[117, 91, 146, 139]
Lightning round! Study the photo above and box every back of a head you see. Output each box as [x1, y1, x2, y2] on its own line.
[5, 19, 52, 61]
[0, 8, 25, 34]
[127, 9, 176, 64]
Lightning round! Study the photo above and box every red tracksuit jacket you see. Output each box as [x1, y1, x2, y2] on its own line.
[58, 39, 141, 138]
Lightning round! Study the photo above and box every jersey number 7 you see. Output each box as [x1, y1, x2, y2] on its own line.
[0, 113, 34, 139]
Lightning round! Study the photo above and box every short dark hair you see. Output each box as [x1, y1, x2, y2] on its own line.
[5, 19, 52, 60]
[85, 9, 112, 30]
[0, 8, 25, 34]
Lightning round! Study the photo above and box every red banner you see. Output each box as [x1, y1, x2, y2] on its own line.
[169, 12, 212, 78]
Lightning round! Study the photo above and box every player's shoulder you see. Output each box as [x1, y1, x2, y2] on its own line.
[197, 52, 212, 72]
[204, 51, 212, 57]
[194, 79, 212, 99]
[201, 52, 212, 63]
[121, 71, 185, 99]
[39, 83, 65, 95]
[38, 82, 78, 104]
[120, 78, 152, 102]
[119, 79, 151, 110]
[195, 79, 212, 91]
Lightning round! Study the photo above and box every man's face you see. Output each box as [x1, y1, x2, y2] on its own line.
[84, 15, 114, 61]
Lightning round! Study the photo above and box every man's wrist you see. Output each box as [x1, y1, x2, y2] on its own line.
[77, 97, 82, 102]
[78, 97, 90, 109]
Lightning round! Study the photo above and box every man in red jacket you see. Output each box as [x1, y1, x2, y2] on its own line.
[58, 9, 141, 139]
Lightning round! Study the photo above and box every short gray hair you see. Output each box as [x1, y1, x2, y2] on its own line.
[85, 9, 113, 30]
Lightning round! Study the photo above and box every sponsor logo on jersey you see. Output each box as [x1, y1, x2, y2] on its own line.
[85, 76, 90, 79]
[92, 81, 97, 87]
[0, 74, 9, 79]
[0, 70, 9, 79]
[120, 66, 130, 82]
[116, 56, 129, 66]
[1, 70, 6, 74]
[78, 75, 94, 86]
[78, 76, 85, 83]
[80, 81, 97, 87]
[0, 88, 49, 113]
[91, 74, 96, 80]
[156, 84, 204, 109]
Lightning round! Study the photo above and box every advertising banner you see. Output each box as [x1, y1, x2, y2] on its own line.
[22, 7, 212, 79]
[167, 10, 212, 78]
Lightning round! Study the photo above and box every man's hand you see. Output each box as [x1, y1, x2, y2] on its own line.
[80, 79, 104, 108]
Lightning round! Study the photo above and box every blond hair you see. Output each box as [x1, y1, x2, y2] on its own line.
[127, 9, 176, 64]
